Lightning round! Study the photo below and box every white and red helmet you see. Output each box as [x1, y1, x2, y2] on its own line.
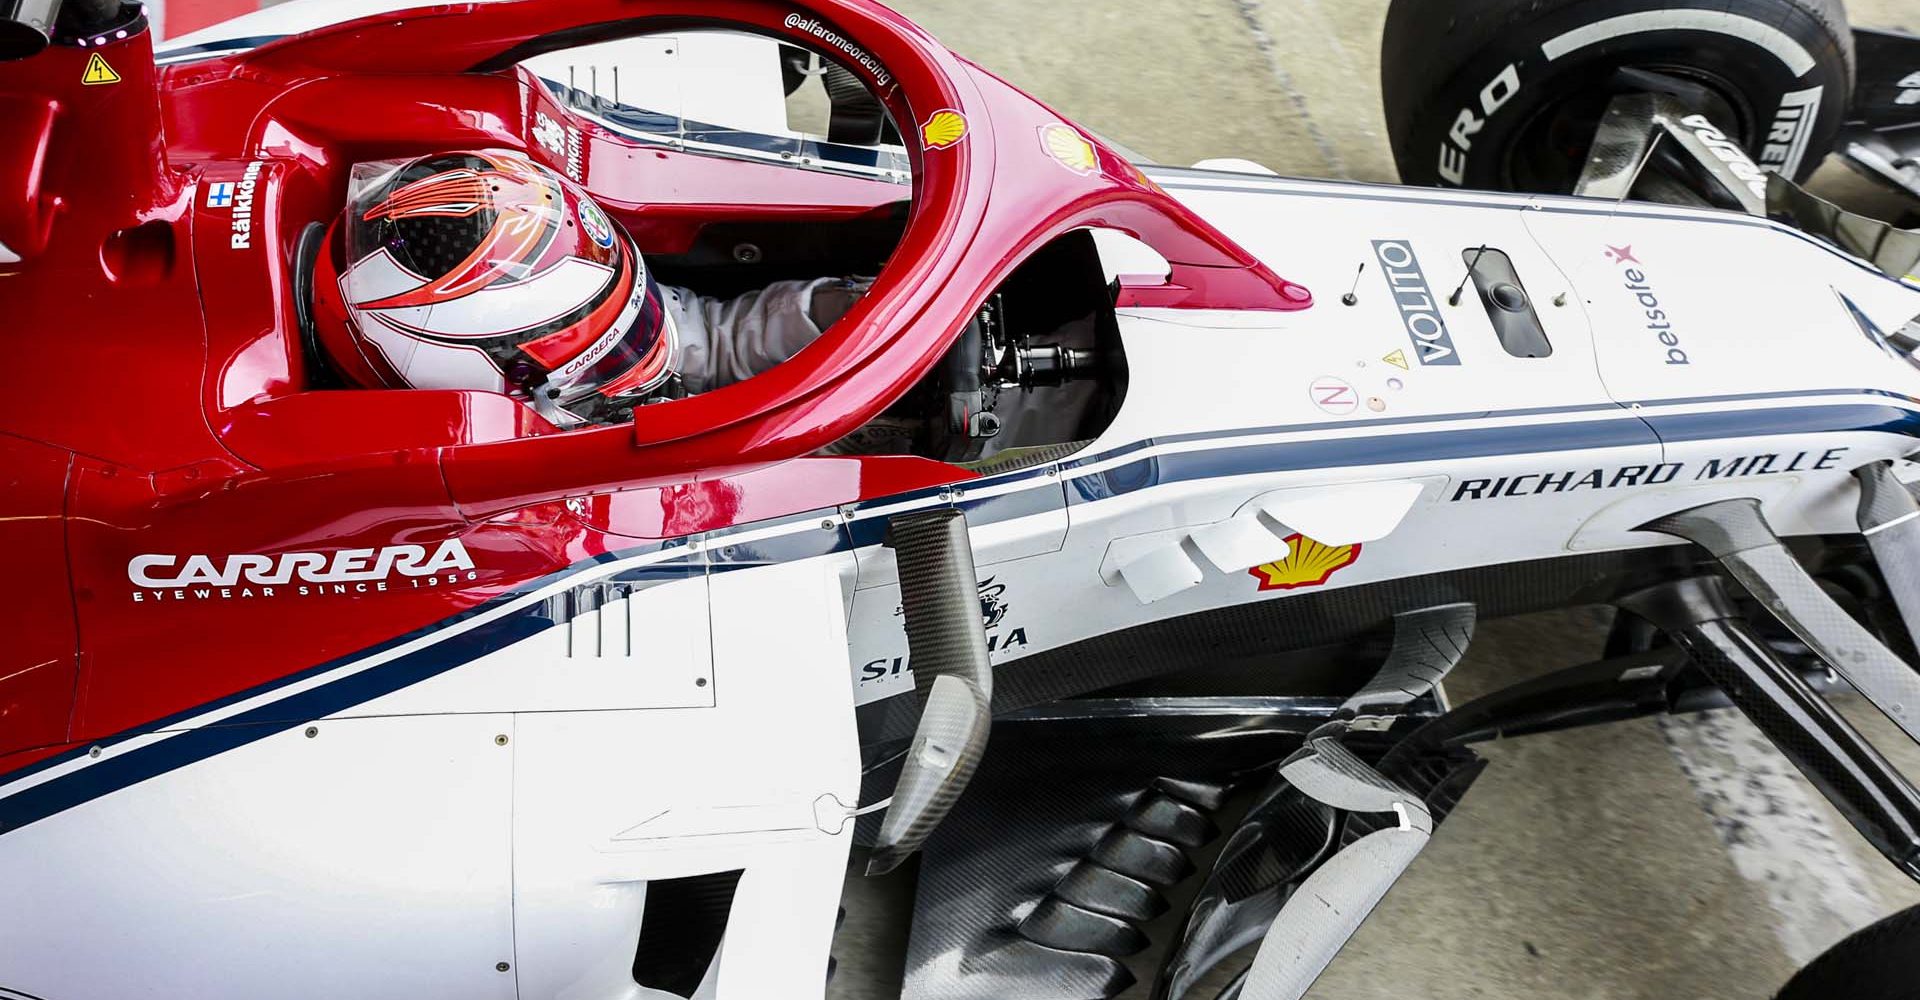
[313, 149, 677, 424]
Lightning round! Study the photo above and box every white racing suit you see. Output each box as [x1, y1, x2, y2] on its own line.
[663, 276, 870, 394]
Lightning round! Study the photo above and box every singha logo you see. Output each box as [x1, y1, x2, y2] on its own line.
[532, 112, 566, 156]
[977, 577, 1009, 630]
[868, 576, 1030, 684]
[893, 577, 1012, 630]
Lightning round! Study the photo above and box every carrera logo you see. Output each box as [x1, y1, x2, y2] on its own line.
[128, 539, 477, 602]
[1373, 240, 1461, 366]
[558, 301, 635, 378]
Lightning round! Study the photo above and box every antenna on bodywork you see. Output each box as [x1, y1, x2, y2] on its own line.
[1448, 245, 1488, 306]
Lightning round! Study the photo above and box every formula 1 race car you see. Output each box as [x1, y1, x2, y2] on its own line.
[3, 1, 1920, 999]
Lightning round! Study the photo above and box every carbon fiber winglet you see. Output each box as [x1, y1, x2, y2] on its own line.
[1341, 603, 1476, 716]
[1237, 736, 1431, 1000]
[1151, 769, 1336, 1000]
[1856, 461, 1920, 641]
[1638, 498, 1920, 746]
[866, 509, 994, 876]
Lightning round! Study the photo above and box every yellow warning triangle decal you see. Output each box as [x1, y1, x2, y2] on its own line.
[81, 52, 121, 86]
[1382, 349, 1409, 370]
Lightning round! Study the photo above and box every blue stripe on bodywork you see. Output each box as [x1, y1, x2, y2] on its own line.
[0, 544, 690, 797]
[1642, 403, 1920, 444]
[153, 34, 284, 62]
[1060, 390, 1920, 473]
[1070, 415, 1659, 502]
[2, 394, 1916, 833]
[0, 608, 554, 836]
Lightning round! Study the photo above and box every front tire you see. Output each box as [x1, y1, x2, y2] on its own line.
[1380, 0, 1855, 192]
[1776, 903, 1920, 999]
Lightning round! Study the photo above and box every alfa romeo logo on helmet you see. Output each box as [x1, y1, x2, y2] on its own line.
[578, 198, 615, 250]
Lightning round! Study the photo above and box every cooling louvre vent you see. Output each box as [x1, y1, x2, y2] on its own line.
[632, 869, 744, 997]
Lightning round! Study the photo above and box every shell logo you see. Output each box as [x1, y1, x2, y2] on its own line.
[1040, 123, 1098, 175]
[920, 109, 968, 150]
[1248, 534, 1361, 592]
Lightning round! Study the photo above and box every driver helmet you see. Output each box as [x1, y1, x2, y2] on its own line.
[311, 149, 676, 425]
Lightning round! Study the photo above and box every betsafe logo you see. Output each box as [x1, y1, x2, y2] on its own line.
[1603, 244, 1689, 366]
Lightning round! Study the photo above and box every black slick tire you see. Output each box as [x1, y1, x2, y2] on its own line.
[1776, 903, 1920, 1000]
[1381, 0, 1855, 192]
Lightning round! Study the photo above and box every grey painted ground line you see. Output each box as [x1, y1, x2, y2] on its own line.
[1657, 710, 1885, 965]
[1230, 0, 1346, 178]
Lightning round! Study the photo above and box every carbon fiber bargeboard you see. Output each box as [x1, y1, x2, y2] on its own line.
[859, 547, 1702, 752]
[1641, 499, 1920, 745]
[894, 704, 1480, 1000]
[899, 706, 1322, 1000]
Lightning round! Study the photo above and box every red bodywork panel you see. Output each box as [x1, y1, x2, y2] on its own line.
[0, 436, 76, 759]
[0, 0, 1309, 768]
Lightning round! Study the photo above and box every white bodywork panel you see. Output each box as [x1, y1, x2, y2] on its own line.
[0, 713, 519, 1000]
[358, 574, 718, 716]
[519, 33, 790, 140]
[0, 556, 859, 1000]
[513, 556, 859, 1000]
